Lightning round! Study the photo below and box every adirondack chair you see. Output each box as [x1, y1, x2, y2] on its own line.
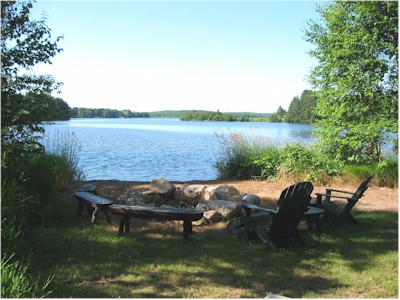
[312, 175, 373, 226]
[240, 182, 314, 250]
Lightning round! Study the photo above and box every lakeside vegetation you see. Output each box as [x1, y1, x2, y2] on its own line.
[180, 110, 248, 122]
[70, 107, 150, 119]
[1, 1, 397, 298]
[215, 131, 398, 187]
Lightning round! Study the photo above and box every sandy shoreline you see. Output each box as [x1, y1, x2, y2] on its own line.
[83, 179, 398, 213]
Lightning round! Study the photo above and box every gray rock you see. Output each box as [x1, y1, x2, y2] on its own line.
[242, 194, 261, 206]
[117, 195, 128, 204]
[160, 204, 178, 210]
[205, 185, 240, 202]
[195, 203, 208, 212]
[207, 200, 242, 220]
[150, 177, 176, 196]
[142, 190, 158, 203]
[203, 210, 222, 223]
[126, 198, 145, 206]
[183, 185, 207, 199]
[126, 189, 143, 198]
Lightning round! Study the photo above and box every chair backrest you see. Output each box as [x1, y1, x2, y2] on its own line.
[353, 175, 374, 199]
[270, 182, 314, 239]
[342, 175, 373, 216]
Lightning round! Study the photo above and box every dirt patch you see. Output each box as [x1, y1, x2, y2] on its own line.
[85, 179, 398, 212]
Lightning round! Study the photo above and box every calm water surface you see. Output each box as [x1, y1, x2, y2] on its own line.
[43, 118, 314, 181]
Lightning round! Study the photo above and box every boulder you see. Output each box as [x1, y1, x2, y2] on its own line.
[229, 194, 243, 202]
[203, 210, 222, 223]
[142, 191, 158, 203]
[126, 189, 143, 199]
[207, 200, 242, 220]
[160, 204, 178, 210]
[195, 203, 208, 212]
[126, 198, 145, 206]
[117, 195, 128, 204]
[242, 194, 261, 206]
[150, 177, 176, 197]
[183, 185, 207, 199]
[204, 187, 217, 202]
[204, 185, 240, 202]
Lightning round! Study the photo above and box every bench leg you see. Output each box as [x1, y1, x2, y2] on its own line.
[98, 206, 112, 225]
[124, 216, 130, 233]
[118, 217, 125, 234]
[183, 220, 192, 239]
[91, 204, 99, 224]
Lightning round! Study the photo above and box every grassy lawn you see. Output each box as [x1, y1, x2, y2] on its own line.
[23, 197, 397, 298]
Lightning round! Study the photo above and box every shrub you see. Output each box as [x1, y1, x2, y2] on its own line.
[252, 146, 283, 180]
[278, 144, 343, 183]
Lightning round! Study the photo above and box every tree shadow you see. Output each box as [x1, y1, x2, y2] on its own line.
[23, 203, 397, 298]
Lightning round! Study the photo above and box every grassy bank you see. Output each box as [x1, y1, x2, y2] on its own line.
[20, 198, 397, 298]
[215, 131, 398, 187]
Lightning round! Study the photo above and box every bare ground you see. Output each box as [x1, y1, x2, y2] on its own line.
[86, 179, 398, 212]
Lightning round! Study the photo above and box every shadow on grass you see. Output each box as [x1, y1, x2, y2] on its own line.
[22, 201, 398, 298]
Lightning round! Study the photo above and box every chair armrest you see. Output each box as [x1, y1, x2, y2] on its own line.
[241, 201, 276, 215]
[315, 193, 358, 202]
[326, 188, 354, 195]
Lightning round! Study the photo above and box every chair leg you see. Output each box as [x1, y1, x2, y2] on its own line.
[345, 214, 359, 225]
[254, 226, 277, 251]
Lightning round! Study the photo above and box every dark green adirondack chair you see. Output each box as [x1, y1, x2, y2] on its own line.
[312, 175, 373, 226]
[239, 182, 314, 250]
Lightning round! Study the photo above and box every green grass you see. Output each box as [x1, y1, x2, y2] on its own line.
[21, 198, 398, 298]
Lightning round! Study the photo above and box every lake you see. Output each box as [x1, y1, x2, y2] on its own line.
[43, 118, 314, 181]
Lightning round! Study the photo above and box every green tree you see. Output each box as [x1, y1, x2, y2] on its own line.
[270, 105, 287, 122]
[1, 0, 63, 162]
[286, 96, 301, 123]
[305, 1, 398, 163]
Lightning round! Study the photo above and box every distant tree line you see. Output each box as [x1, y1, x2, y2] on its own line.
[70, 107, 150, 118]
[180, 110, 249, 122]
[270, 90, 317, 123]
[150, 110, 272, 120]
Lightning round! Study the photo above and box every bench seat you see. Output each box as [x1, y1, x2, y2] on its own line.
[74, 191, 113, 224]
[109, 204, 204, 239]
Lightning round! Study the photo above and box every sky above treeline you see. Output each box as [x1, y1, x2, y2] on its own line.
[32, 0, 322, 113]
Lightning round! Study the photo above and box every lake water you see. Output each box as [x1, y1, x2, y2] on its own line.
[43, 118, 313, 181]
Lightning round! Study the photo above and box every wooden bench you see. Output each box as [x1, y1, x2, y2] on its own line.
[74, 190, 113, 224]
[109, 204, 204, 239]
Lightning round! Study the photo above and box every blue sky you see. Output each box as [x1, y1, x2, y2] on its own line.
[32, 1, 322, 113]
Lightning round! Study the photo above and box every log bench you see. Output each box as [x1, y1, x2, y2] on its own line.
[109, 204, 204, 239]
[74, 190, 113, 224]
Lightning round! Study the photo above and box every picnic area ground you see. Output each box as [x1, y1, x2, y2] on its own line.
[89, 178, 398, 213]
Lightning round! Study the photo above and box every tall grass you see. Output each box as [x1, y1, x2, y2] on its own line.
[215, 130, 398, 186]
[1, 129, 85, 298]
[215, 130, 283, 180]
[43, 129, 85, 184]
[1, 254, 53, 298]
